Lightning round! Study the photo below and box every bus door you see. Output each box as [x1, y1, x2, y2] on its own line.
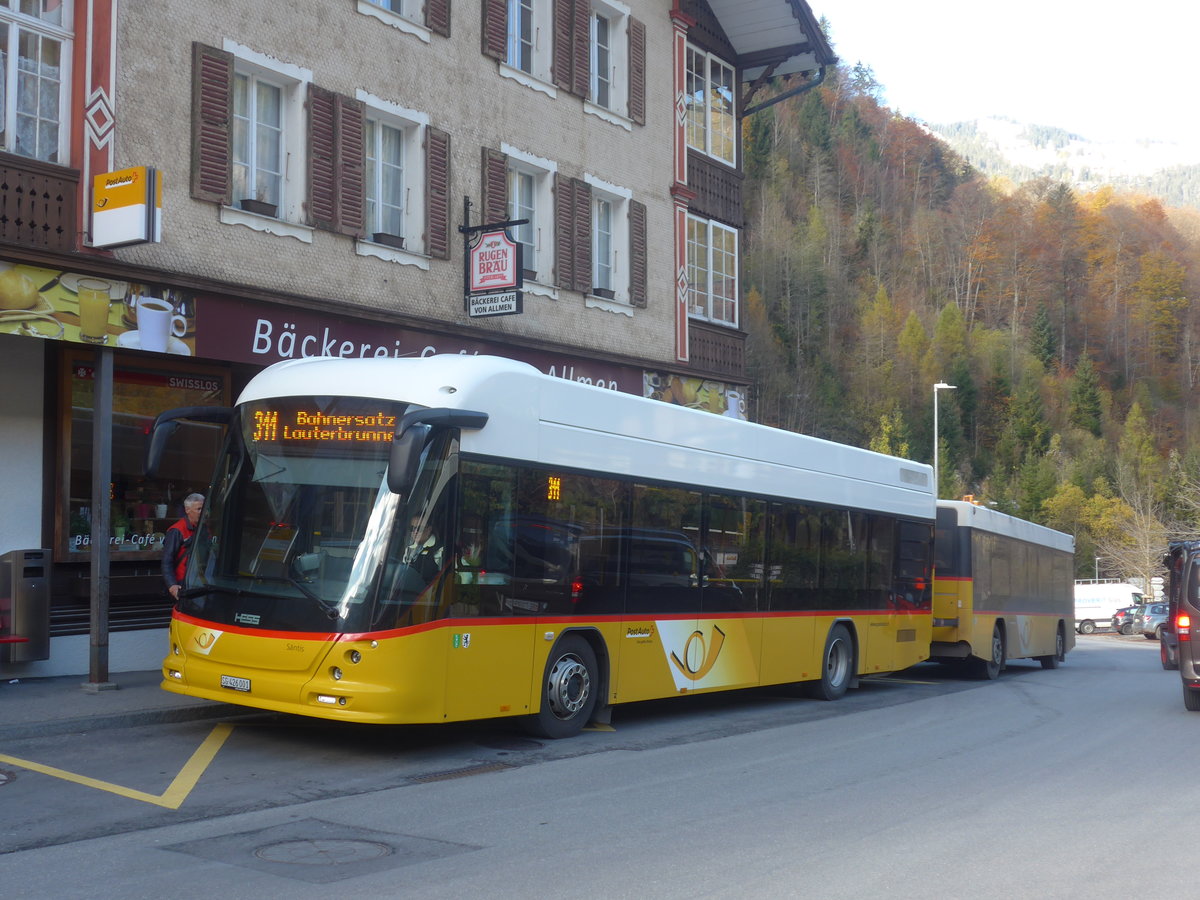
[697, 494, 767, 692]
[619, 486, 702, 703]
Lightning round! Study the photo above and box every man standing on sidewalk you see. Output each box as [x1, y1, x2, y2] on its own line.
[162, 493, 204, 602]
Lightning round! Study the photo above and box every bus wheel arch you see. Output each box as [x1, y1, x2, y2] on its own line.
[523, 630, 605, 739]
[805, 621, 857, 701]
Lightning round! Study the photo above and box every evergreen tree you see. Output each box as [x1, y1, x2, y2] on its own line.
[1030, 304, 1055, 367]
[1068, 356, 1103, 436]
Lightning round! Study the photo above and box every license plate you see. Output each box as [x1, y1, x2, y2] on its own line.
[220, 674, 251, 692]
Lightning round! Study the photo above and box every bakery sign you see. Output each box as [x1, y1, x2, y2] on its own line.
[465, 228, 523, 318]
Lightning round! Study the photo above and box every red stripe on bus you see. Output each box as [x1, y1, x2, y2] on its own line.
[176, 607, 931, 643]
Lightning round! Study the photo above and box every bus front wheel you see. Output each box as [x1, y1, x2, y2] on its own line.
[524, 635, 599, 739]
[806, 624, 854, 701]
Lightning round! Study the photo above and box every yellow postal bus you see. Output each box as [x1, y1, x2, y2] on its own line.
[154, 355, 936, 737]
[931, 500, 1075, 678]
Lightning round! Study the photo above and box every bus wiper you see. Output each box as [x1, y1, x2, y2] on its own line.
[250, 575, 341, 620]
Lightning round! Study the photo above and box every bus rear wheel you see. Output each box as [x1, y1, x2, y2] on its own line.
[806, 624, 854, 701]
[1039, 625, 1065, 669]
[524, 635, 598, 739]
[970, 624, 1005, 680]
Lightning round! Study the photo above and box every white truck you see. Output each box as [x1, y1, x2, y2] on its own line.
[1074, 580, 1144, 633]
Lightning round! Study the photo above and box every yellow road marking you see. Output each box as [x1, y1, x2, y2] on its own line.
[0, 722, 235, 810]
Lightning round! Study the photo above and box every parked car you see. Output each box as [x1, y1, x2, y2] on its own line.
[1112, 605, 1140, 634]
[1137, 602, 1170, 640]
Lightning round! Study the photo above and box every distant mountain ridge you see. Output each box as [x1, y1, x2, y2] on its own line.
[928, 116, 1200, 209]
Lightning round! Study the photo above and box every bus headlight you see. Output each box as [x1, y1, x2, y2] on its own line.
[331, 666, 343, 681]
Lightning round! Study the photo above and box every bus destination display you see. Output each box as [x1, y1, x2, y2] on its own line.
[250, 409, 396, 444]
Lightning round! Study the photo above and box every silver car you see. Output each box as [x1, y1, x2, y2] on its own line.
[1137, 602, 1170, 640]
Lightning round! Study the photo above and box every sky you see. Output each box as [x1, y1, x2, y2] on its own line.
[812, 0, 1200, 148]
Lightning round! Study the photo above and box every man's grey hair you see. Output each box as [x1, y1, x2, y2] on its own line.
[183, 493, 205, 510]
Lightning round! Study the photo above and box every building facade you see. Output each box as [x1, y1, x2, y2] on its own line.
[0, 0, 832, 677]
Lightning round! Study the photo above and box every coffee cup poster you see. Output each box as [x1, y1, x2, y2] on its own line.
[0, 261, 196, 356]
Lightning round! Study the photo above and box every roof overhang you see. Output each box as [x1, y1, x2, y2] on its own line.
[706, 0, 837, 80]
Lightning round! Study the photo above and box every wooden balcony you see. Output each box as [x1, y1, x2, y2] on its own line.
[0, 152, 79, 253]
[688, 319, 745, 379]
[687, 150, 743, 227]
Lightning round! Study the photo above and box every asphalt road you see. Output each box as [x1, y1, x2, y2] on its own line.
[0, 633, 1187, 899]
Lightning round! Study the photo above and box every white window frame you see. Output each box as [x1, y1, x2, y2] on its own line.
[687, 213, 738, 327]
[502, 142, 556, 295]
[0, 1, 72, 164]
[219, 40, 312, 242]
[586, 0, 630, 125]
[501, 0, 555, 96]
[355, 90, 429, 269]
[355, 0, 431, 43]
[685, 44, 736, 166]
[585, 173, 632, 315]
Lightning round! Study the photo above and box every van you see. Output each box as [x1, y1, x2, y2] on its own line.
[1164, 541, 1200, 708]
[1074, 580, 1144, 634]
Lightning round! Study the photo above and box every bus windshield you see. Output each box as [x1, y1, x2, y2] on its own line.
[180, 396, 445, 633]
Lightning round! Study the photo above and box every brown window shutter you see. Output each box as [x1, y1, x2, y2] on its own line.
[335, 94, 365, 237]
[481, 0, 506, 60]
[191, 42, 233, 204]
[628, 18, 646, 126]
[481, 147, 508, 223]
[552, 0, 572, 90]
[630, 199, 647, 307]
[554, 173, 574, 290]
[426, 127, 452, 259]
[571, 0, 590, 98]
[426, 0, 450, 37]
[307, 84, 338, 231]
[572, 178, 592, 294]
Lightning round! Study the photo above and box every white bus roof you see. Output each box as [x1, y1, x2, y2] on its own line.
[239, 355, 936, 520]
[938, 500, 1075, 553]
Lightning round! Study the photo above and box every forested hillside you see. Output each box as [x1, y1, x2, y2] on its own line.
[740, 63, 1200, 584]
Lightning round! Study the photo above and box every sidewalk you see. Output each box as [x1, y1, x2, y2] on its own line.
[0, 669, 249, 740]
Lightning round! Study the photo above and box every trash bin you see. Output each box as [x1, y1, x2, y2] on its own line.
[0, 548, 51, 663]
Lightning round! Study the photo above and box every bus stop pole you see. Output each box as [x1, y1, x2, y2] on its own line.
[86, 347, 115, 690]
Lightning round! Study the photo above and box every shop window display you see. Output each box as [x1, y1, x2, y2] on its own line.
[64, 354, 229, 559]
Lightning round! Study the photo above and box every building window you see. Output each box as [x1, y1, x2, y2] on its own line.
[591, 12, 611, 109]
[508, 0, 532, 72]
[589, 1, 631, 117]
[593, 195, 613, 294]
[365, 120, 403, 238]
[232, 72, 283, 213]
[687, 214, 738, 326]
[0, 1, 71, 163]
[685, 45, 735, 166]
[583, 175, 646, 309]
[510, 167, 537, 273]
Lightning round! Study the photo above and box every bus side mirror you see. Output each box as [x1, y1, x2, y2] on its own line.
[387, 423, 431, 496]
[385, 407, 489, 496]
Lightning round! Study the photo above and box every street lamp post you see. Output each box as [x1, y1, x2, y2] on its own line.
[933, 382, 957, 498]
